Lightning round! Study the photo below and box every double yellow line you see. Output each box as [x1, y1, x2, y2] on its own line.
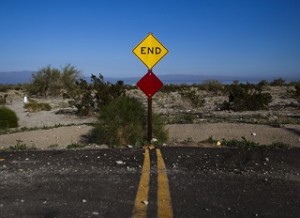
[132, 147, 173, 218]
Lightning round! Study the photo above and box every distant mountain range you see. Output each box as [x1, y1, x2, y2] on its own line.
[0, 71, 298, 85]
[0, 71, 34, 84]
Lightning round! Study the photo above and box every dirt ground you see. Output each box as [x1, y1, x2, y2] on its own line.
[0, 90, 300, 149]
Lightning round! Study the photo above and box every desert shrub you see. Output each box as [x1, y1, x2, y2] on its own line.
[270, 78, 286, 86]
[0, 84, 26, 92]
[222, 83, 272, 111]
[220, 137, 290, 149]
[170, 113, 196, 124]
[60, 64, 81, 96]
[0, 94, 8, 105]
[269, 142, 289, 149]
[70, 79, 95, 116]
[90, 96, 167, 147]
[27, 64, 80, 97]
[9, 140, 36, 151]
[257, 80, 269, 88]
[70, 74, 125, 116]
[24, 99, 52, 112]
[199, 80, 225, 93]
[161, 84, 189, 93]
[179, 89, 205, 108]
[0, 107, 18, 129]
[294, 84, 300, 105]
[67, 143, 86, 149]
[221, 137, 260, 148]
[0, 84, 11, 92]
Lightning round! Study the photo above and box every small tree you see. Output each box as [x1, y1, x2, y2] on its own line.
[61, 64, 80, 96]
[28, 64, 80, 97]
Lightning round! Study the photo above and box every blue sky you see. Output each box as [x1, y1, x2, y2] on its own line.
[0, 0, 299, 79]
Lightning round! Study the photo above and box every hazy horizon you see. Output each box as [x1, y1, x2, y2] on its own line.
[0, 70, 298, 85]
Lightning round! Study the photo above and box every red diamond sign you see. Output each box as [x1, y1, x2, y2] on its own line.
[137, 70, 163, 98]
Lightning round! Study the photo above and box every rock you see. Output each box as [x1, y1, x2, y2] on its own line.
[151, 138, 158, 143]
[252, 132, 257, 136]
[142, 200, 149, 205]
[92, 211, 100, 216]
[116, 160, 125, 165]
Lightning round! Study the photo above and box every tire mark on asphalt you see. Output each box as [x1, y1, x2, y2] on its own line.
[132, 148, 150, 218]
[156, 148, 173, 218]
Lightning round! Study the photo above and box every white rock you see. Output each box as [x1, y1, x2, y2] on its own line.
[142, 200, 149, 205]
[252, 132, 257, 136]
[151, 138, 158, 143]
[116, 160, 125, 165]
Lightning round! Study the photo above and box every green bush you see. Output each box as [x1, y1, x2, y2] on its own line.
[24, 99, 52, 112]
[90, 96, 167, 147]
[222, 83, 272, 111]
[0, 107, 18, 129]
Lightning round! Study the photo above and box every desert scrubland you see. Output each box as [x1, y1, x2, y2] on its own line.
[0, 79, 299, 150]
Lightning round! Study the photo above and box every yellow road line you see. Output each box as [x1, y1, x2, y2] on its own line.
[132, 148, 150, 218]
[156, 149, 173, 218]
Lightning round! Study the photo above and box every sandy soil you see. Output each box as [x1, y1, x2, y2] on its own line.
[0, 92, 300, 149]
[167, 123, 300, 146]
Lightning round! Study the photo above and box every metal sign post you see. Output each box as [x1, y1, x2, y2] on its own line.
[147, 97, 152, 143]
[133, 33, 168, 144]
[137, 70, 163, 143]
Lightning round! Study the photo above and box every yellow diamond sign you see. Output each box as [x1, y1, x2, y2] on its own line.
[132, 33, 168, 70]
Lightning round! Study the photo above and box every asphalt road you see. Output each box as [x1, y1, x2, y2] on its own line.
[0, 147, 300, 218]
